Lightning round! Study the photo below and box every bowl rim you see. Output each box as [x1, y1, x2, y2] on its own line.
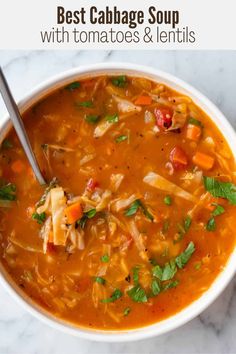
[0, 62, 236, 342]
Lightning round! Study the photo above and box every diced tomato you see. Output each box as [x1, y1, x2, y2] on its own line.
[75, 277, 91, 293]
[87, 178, 99, 191]
[170, 146, 188, 169]
[46, 243, 56, 253]
[154, 108, 173, 129]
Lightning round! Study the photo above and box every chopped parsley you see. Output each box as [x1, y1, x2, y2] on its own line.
[0, 182, 16, 201]
[115, 135, 128, 143]
[153, 242, 195, 280]
[65, 82, 80, 91]
[127, 285, 147, 303]
[106, 114, 119, 123]
[212, 204, 225, 216]
[124, 199, 153, 221]
[161, 260, 177, 281]
[77, 209, 97, 229]
[164, 195, 172, 206]
[101, 289, 122, 303]
[206, 217, 216, 231]
[32, 212, 46, 224]
[85, 115, 100, 124]
[184, 215, 192, 232]
[124, 200, 141, 217]
[203, 176, 236, 205]
[94, 276, 106, 285]
[85, 208, 97, 218]
[132, 266, 140, 286]
[101, 254, 109, 263]
[176, 216, 192, 242]
[162, 280, 179, 291]
[188, 117, 202, 127]
[77, 100, 93, 108]
[175, 241, 195, 269]
[111, 75, 127, 88]
[151, 279, 161, 296]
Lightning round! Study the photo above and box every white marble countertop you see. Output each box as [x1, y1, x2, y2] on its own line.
[0, 50, 236, 354]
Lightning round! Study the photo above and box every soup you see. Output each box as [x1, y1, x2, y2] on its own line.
[0, 74, 236, 330]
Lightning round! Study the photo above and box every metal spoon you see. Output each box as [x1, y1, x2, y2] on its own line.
[0, 67, 46, 185]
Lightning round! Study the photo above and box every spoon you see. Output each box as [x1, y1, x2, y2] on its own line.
[0, 67, 46, 185]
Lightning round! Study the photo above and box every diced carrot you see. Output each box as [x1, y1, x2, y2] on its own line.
[170, 146, 188, 168]
[186, 124, 202, 141]
[11, 160, 25, 174]
[64, 202, 83, 224]
[134, 95, 152, 106]
[192, 151, 214, 170]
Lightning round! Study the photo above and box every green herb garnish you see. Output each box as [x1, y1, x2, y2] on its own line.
[65, 82, 80, 91]
[0, 182, 16, 201]
[85, 115, 100, 124]
[77, 215, 87, 229]
[127, 285, 147, 303]
[111, 75, 127, 88]
[101, 254, 109, 263]
[206, 217, 216, 231]
[1, 139, 13, 149]
[132, 266, 140, 286]
[161, 260, 177, 281]
[85, 208, 97, 218]
[106, 114, 119, 123]
[162, 280, 179, 291]
[175, 241, 195, 269]
[176, 216, 192, 242]
[94, 276, 106, 285]
[124, 200, 141, 217]
[152, 265, 163, 280]
[184, 216, 192, 232]
[203, 176, 236, 205]
[115, 135, 128, 143]
[141, 204, 154, 222]
[188, 117, 202, 127]
[153, 242, 195, 280]
[124, 199, 153, 221]
[77, 209, 96, 229]
[211, 203, 225, 216]
[32, 212, 46, 225]
[164, 195, 172, 206]
[77, 100, 93, 108]
[151, 279, 161, 296]
[101, 289, 122, 303]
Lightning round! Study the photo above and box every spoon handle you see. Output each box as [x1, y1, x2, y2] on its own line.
[0, 67, 46, 185]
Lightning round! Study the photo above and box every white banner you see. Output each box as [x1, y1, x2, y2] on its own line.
[1, 0, 236, 50]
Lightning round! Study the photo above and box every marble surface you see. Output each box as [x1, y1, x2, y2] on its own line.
[0, 50, 236, 354]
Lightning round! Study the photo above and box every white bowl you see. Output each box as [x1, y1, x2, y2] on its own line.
[0, 63, 236, 342]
